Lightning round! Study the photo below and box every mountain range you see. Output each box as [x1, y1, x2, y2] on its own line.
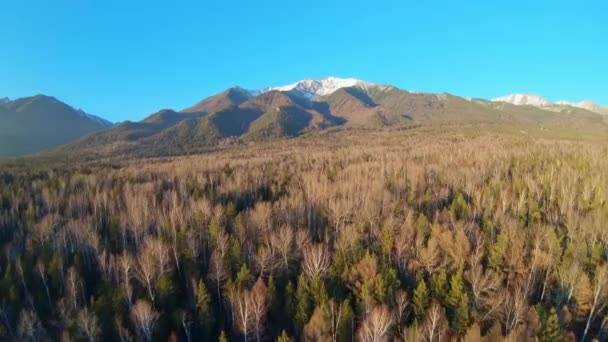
[2, 77, 607, 158]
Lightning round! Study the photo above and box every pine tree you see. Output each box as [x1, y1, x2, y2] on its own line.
[447, 268, 465, 308]
[380, 223, 393, 262]
[488, 229, 507, 271]
[538, 307, 561, 342]
[235, 263, 251, 289]
[451, 293, 470, 336]
[196, 280, 214, 339]
[446, 268, 470, 336]
[450, 192, 470, 219]
[431, 270, 448, 305]
[295, 273, 313, 333]
[413, 277, 430, 319]
[285, 281, 296, 330]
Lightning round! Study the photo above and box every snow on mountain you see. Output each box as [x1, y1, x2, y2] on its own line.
[556, 100, 608, 115]
[492, 94, 554, 107]
[492, 94, 608, 115]
[260, 77, 387, 99]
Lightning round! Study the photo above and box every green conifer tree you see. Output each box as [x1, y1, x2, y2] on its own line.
[196, 280, 214, 339]
[431, 270, 449, 304]
[413, 277, 430, 319]
[538, 307, 562, 342]
[488, 229, 507, 271]
[295, 273, 313, 333]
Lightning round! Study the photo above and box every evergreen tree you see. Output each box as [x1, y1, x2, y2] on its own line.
[285, 281, 296, 331]
[488, 229, 507, 271]
[431, 270, 448, 305]
[295, 273, 313, 333]
[451, 293, 471, 336]
[538, 307, 561, 342]
[447, 268, 465, 308]
[196, 280, 214, 339]
[235, 263, 251, 289]
[446, 268, 470, 335]
[413, 277, 430, 319]
[380, 223, 393, 262]
[450, 192, 470, 219]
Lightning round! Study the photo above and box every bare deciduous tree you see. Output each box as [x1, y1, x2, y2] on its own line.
[130, 300, 158, 342]
[423, 302, 448, 342]
[301, 243, 331, 280]
[77, 307, 101, 342]
[358, 305, 394, 342]
[582, 265, 608, 342]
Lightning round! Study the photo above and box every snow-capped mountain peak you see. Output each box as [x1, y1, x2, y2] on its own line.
[492, 94, 553, 107]
[556, 100, 608, 115]
[492, 93, 608, 115]
[260, 77, 382, 99]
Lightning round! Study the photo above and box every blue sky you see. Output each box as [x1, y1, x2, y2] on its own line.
[1, 0, 606, 122]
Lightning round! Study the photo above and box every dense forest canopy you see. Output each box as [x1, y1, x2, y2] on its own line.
[0, 130, 607, 341]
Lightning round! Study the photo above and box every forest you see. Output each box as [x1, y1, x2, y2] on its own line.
[0, 129, 607, 341]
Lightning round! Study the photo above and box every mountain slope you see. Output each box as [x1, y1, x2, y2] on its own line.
[182, 87, 253, 114]
[0, 95, 113, 156]
[53, 78, 608, 159]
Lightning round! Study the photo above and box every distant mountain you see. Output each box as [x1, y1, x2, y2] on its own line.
[556, 100, 608, 116]
[493, 94, 554, 107]
[55, 78, 608, 158]
[493, 94, 608, 116]
[0, 95, 113, 156]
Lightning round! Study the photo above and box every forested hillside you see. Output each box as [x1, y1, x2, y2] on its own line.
[0, 130, 607, 341]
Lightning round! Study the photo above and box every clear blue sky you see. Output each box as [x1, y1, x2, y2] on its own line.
[1, 0, 606, 122]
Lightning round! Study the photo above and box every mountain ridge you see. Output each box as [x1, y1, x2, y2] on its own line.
[3, 77, 608, 158]
[0, 95, 114, 156]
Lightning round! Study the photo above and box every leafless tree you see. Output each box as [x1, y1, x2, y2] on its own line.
[582, 265, 608, 342]
[301, 243, 331, 280]
[270, 227, 294, 271]
[118, 252, 134, 308]
[499, 285, 527, 337]
[358, 305, 394, 342]
[250, 278, 269, 342]
[228, 286, 253, 342]
[76, 307, 101, 342]
[253, 245, 278, 278]
[135, 237, 172, 304]
[423, 302, 448, 342]
[395, 289, 410, 327]
[208, 249, 227, 300]
[130, 300, 158, 342]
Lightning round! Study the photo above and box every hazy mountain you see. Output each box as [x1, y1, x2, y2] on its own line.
[0, 95, 113, 156]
